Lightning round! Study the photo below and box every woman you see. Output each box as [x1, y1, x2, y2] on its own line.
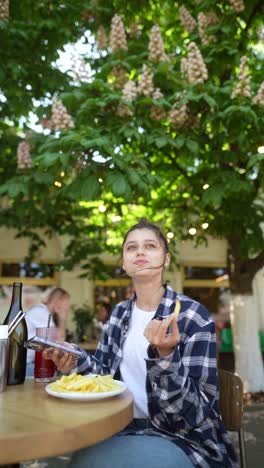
[26, 287, 71, 376]
[44, 219, 238, 468]
[97, 301, 112, 324]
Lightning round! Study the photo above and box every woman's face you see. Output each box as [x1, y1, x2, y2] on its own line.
[122, 228, 170, 278]
[98, 306, 108, 323]
[53, 296, 70, 321]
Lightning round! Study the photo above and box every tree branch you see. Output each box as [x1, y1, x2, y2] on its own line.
[245, 251, 264, 277]
[244, 0, 264, 33]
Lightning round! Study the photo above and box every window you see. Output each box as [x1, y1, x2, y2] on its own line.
[0, 260, 58, 286]
[2, 262, 55, 279]
[94, 264, 131, 307]
[184, 266, 228, 281]
[182, 263, 229, 289]
[182, 263, 230, 317]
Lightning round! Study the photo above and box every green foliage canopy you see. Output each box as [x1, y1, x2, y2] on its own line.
[0, 0, 264, 291]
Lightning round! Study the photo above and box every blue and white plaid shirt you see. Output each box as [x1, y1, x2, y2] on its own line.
[75, 284, 238, 468]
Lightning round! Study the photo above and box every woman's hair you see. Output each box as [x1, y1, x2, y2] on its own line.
[45, 287, 70, 304]
[122, 218, 169, 253]
[99, 302, 112, 316]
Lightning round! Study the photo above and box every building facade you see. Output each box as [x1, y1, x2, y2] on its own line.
[0, 227, 263, 338]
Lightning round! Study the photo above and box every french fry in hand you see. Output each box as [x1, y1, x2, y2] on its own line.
[174, 299, 181, 319]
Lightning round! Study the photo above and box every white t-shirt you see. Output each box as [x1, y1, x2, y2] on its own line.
[120, 303, 156, 418]
[25, 304, 55, 363]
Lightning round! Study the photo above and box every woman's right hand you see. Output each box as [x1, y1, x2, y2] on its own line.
[42, 343, 78, 374]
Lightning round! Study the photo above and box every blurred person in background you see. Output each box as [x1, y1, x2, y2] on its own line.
[25, 287, 71, 375]
[92, 302, 112, 339]
[214, 293, 231, 353]
[97, 302, 112, 325]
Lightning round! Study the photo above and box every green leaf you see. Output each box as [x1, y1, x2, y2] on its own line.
[156, 61, 171, 75]
[172, 136, 185, 149]
[37, 153, 61, 168]
[66, 176, 101, 201]
[0, 183, 9, 195]
[112, 176, 130, 197]
[202, 186, 224, 206]
[80, 177, 101, 200]
[186, 140, 199, 153]
[203, 95, 217, 108]
[127, 169, 141, 185]
[105, 172, 130, 197]
[33, 172, 54, 184]
[0, 180, 28, 198]
[247, 153, 264, 168]
[155, 137, 168, 148]
[221, 105, 240, 117]
[113, 155, 128, 171]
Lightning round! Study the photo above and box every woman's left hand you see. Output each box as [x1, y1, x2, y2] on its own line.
[144, 313, 180, 357]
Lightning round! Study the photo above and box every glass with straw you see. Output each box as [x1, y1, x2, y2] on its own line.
[34, 315, 59, 382]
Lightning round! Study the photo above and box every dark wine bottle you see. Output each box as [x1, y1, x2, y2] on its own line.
[3, 282, 28, 385]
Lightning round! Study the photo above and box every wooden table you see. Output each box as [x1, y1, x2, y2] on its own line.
[0, 379, 134, 465]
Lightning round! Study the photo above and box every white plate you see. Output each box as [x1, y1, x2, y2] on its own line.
[45, 378, 127, 401]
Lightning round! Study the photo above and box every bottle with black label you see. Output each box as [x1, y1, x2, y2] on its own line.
[3, 282, 28, 385]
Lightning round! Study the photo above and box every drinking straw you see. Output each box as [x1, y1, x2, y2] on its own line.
[45, 313, 52, 340]
[47, 313, 52, 328]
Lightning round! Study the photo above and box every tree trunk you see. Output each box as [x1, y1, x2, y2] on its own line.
[230, 294, 264, 392]
[253, 268, 264, 330]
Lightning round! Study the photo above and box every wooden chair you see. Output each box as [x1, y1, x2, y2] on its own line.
[218, 369, 247, 468]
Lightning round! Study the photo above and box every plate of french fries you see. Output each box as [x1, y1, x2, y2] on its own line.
[45, 373, 126, 401]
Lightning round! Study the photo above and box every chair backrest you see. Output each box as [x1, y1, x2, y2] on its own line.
[218, 368, 244, 431]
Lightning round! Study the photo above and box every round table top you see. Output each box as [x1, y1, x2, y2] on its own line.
[0, 378, 134, 464]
